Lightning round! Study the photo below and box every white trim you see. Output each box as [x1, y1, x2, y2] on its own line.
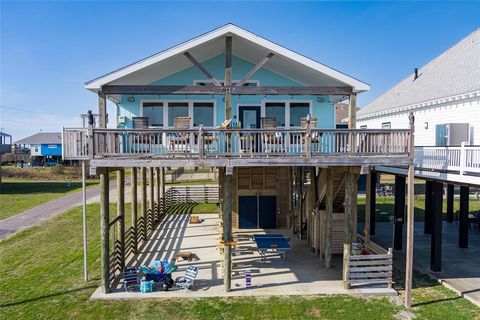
[85, 24, 369, 92]
[140, 99, 217, 128]
[193, 79, 260, 86]
[358, 90, 480, 120]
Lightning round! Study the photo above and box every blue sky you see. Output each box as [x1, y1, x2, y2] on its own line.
[1, 1, 479, 140]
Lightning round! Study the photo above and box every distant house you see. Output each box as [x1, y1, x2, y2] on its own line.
[357, 29, 480, 146]
[0, 132, 12, 154]
[15, 132, 62, 165]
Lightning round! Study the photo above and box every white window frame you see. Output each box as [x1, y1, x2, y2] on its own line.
[140, 99, 217, 128]
[382, 122, 391, 129]
[261, 100, 313, 128]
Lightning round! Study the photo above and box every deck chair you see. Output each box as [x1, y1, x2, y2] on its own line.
[175, 266, 198, 291]
[261, 117, 283, 153]
[169, 116, 191, 151]
[123, 266, 140, 292]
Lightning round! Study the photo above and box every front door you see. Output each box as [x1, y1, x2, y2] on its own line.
[238, 195, 277, 229]
[239, 106, 260, 129]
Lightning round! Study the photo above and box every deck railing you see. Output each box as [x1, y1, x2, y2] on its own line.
[414, 143, 480, 175]
[62, 127, 412, 160]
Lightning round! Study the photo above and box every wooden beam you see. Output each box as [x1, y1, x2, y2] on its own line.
[393, 175, 405, 250]
[100, 168, 110, 294]
[184, 52, 221, 87]
[225, 36, 232, 119]
[141, 167, 147, 241]
[236, 52, 274, 87]
[431, 181, 443, 272]
[98, 91, 107, 128]
[117, 169, 125, 270]
[405, 112, 415, 308]
[102, 85, 353, 96]
[348, 92, 357, 129]
[446, 184, 454, 223]
[131, 167, 138, 254]
[459, 186, 469, 248]
[324, 168, 333, 268]
[222, 167, 233, 292]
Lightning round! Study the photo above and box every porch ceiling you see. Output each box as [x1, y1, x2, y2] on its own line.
[85, 24, 369, 92]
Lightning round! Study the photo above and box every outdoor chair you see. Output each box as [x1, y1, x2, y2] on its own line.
[169, 116, 191, 152]
[175, 266, 198, 291]
[261, 117, 283, 153]
[123, 266, 140, 292]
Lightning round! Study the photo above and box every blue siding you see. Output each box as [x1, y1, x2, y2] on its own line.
[40, 144, 62, 156]
[117, 54, 335, 129]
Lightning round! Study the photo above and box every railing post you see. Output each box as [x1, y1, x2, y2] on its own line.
[459, 141, 466, 175]
[199, 125, 204, 159]
[306, 123, 312, 159]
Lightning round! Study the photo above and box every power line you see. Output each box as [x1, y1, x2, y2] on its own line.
[0, 119, 78, 125]
[0, 105, 79, 117]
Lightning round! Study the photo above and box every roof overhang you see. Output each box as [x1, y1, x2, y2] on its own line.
[85, 24, 370, 93]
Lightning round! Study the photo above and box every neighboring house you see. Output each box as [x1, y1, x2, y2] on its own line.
[63, 24, 413, 297]
[357, 29, 480, 147]
[0, 132, 12, 154]
[15, 132, 62, 165]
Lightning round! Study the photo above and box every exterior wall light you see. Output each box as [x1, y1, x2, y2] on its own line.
[424, 122, 428, 129]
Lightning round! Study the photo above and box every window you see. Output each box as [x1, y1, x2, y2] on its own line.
[382, 122, 391, 129]
[193, 102, 214, 127]
[47, 145, 57, 148]
[360, 125, 367, 129]
[168, 102, 189, 127]
[143, 102, 164, 127]
[290, 103, 310, 127]
[265, 102, 286, 127]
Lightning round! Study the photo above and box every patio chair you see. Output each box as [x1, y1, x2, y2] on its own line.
[123, 266, 140, 292]
[175, 266, 198, 291]
[169, 116, 191, 151]
[261, 117, 283, 153]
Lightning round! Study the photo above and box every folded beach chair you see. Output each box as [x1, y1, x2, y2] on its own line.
[123, 266, 140, 292]
[175, 266, 198, 291]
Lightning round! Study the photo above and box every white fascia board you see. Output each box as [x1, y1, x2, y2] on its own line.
[85, 24, 370, 92]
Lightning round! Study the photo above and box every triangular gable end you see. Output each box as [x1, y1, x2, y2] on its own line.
[85, 24, 370, 92]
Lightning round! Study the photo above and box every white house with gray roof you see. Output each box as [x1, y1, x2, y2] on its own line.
[357, 29, 480, 147]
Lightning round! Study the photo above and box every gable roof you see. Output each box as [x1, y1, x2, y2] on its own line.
[15, 132, 62, 145]
[85, 24, 369, 92]
[358, 29, 480, 119]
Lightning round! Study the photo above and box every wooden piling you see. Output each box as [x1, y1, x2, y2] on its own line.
[324, 168, 333, 268]
[131, 167, 138, 254]
[100, 168, 110, 294]
[141, 167, 147, 241]
[223, 167, 233, 292]
[405, 112, 415, 308]
[117, 169, 125, 270]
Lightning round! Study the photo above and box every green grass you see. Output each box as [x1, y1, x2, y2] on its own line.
[357, 195, 480, 223]
[1, 204, 478, 319]
[166, 202, 218, 214]
[0, 181, 97, 220]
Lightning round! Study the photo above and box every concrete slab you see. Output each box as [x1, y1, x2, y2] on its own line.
[91, 213, 396, 300]
[367, 221, 480, 307]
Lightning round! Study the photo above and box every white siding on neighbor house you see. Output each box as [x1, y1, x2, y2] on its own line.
[357, 96, 480, 146]
[30, 144, 42, 156]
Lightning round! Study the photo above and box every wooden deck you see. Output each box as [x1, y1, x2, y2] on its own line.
[62, 127, 412, 167]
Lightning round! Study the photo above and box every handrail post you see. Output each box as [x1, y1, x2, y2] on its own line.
[306, 123, 312, 159]
[199, 125, 204, 159]
[459, 141, 466, 175]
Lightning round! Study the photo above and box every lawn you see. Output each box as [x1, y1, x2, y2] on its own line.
[0, 181, 96, 220]
[357, 195, 480, 223]
[1, 204, 478, 320]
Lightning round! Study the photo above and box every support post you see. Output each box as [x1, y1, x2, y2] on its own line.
[160, 167, 165, 214]
[324, 168, 333, 268]
[222, 167, 233, 292]
[431, 181, 443, 272]
[393, 175, 406, 250]
[131, 167, 138, 254]
[149, 168, 154, 229]
[365, 169, 372, 242]
[424, 180, 433, 234]
[369, 171, 377, 236]
[141, 167, 147, 241]
[155, 167, 160, 221]
[405, 112, 415, 308]
[224, 36, 232, 120]
[459, 186, 469, 248]
[98, 92, 107, 152]
[117, 169, 125, 270]
[100, 168, 110, 294]
[343, 168, 356, 289]
[81, 161, 88, 281]
[446, 184, 454, 223]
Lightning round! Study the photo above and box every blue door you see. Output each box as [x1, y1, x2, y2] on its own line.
[239, 196, 258, 229]
[259, 196, 277, 229]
